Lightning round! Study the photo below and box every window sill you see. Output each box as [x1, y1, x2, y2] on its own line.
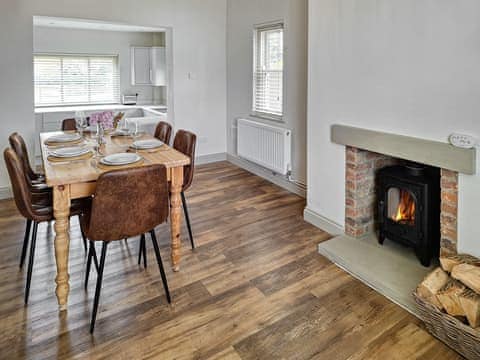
[250, 112, 284, 123]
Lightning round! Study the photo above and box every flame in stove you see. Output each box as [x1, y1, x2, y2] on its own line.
[393, 190, 416, 223]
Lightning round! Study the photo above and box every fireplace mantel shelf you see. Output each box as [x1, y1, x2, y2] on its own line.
[331, 125, 476, 175]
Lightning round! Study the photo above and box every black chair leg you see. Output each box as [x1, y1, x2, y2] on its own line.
[181, 192, 195, 249]
[138, 234, 146, 267]
[25, 221, 38, 304]
[142, 235, 147, 268]
[79, 215, 87, 254]
[150, 230, 171, 303]
[92, 244, 99, 272]
[90, 242, 108, 334]
[85, 241, 95, 289]
[20, 219, 32, 268]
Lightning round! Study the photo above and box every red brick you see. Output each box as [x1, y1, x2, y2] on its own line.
[441, 178, 458, 190]
[441, 191, 458, 204]
[441, 169, 458, 181]
[440, 213, 457, 227]
[441, 202, 457, 217]
[441, 227, 457, 242]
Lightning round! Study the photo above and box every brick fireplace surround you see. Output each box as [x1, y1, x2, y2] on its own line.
[345, 146, 458, 256]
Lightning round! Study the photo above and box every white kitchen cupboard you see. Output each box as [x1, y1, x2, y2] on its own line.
[131, 46, 166, 86]
[150, 47, 167, 86]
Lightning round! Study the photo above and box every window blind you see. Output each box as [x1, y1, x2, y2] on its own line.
[34, 54, 120, 106]
[253, 23, 284, 118]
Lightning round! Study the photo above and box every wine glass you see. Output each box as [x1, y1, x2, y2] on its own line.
[75, 111, 87, 137]
[131, 120, 142, 153]
[94, 123, 105, 158]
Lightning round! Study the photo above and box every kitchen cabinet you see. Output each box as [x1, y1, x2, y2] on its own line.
[131, 46, 166, 86]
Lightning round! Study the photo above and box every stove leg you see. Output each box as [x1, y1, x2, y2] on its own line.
[378, 231, 386, 245]
[416, 248, 432, 268]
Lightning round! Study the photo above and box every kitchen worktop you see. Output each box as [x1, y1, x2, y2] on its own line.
[35, 103, 167, 114]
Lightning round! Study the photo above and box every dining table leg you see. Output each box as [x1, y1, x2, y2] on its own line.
[170, 167, 184, 272]
[53, 185, 71, 311]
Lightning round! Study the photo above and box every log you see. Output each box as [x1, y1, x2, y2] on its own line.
[437, 281, 466, 316]
[452, 263, 480, 294]
[417, 267, 450, 309]
[458, 289, 480, 328]
[440, 254, 480, 273]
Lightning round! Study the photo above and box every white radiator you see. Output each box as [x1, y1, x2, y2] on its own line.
[237, 118, 292, 175]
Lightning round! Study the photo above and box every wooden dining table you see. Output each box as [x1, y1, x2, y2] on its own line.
[40, 131, 190, 311]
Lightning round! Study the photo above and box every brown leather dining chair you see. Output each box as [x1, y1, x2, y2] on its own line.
[139, 129, 197, 268]
[9, 133, 89, 259]
[82, 165, 171, 333]
[173, 130, 197, 249]
[4, 148, 89, 304]
[8, 133, 46, 188]
[154, 121, 173, 145]
[9, 133, 54, 267]
[61, 118, 77, 131]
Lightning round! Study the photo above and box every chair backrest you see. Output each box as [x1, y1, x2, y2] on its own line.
[86, 165, 169, 241]
[3, 148, 36, 220]
[8, 132, 36, 181]
[154, 121, 173, 145]
[173, 130, 197, 191]
[62, 117, 91, 131]
[62, 118, 77, 131]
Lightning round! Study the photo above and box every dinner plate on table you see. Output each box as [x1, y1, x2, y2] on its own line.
[84, 125, 97, 133]
[100, 153, 142, 166]
[46, 133, 82, 144]
[131, 139, 164, 150]
[111, 128, 131, 136]
[49, 146, 91, 158]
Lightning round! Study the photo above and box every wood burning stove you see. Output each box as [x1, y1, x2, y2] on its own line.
[377, 163, 441, 267]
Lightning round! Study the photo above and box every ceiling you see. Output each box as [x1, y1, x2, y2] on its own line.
[33, 16, 166, 33]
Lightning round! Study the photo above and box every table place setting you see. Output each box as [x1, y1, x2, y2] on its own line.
[97, 152, 144, 169]
[44, 133, 84, 147]
[47, 146, 94, 163]
[129, 139, 166, 153]
[110, 128, 132, 137]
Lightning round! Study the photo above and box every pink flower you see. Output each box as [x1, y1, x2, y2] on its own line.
[89, 111, 114, 129]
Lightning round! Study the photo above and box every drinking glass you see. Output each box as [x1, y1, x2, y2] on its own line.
[75, 111, 87, 137]
[132, 120, 142, 153]
[94, 123, 105, 158]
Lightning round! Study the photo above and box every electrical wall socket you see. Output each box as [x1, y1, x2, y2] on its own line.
[449, 133, 477, 149]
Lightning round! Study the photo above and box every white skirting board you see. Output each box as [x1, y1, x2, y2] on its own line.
[227, 154, 306, 198]
[196, 152, 227, 165]
[0, 186, 12, 200]
[303, 207, 343, 235]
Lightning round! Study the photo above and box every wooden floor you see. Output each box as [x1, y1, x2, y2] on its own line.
[0, 162, 461, 359]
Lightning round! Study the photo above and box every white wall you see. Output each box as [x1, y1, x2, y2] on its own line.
[34, 26, 163, 104]
[307, 0, 480, 256]
[0, 0, 227, 191]
[226, 0, 308, 184]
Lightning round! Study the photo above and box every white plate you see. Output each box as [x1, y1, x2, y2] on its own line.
[85, 125, 98, 132]
[111, 128, 131, 136]
[50, 147, 90, 158]
[46, 133, 81, 143]
[131, 139, 164, 149]
[100, 153, 142, 166]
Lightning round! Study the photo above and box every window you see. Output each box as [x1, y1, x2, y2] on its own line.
[34, 54, 120, 106]
[253, 23, 284, 119]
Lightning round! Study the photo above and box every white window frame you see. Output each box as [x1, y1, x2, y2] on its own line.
[252, 22, 284, 121]
[33, 53, 121, 107]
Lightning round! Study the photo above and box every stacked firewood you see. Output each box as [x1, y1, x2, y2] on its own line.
[417, 254, 480, 328]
